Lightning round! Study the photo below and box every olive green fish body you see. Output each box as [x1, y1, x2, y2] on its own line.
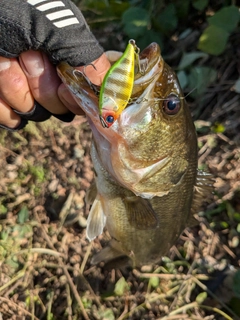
[89, 140, 198, 266]
[57, 42, 213, 267]
[99, 40, 137, 128]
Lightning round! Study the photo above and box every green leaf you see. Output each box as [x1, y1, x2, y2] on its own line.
[220, 221, 229, 229]
[114, 277, 129, 296]
[234, 213, 240, 223]
[82, 0, 130, 18]
[196, 292, 207, 304]
[149, 276, 159, 288]
[5, 256, 19, 270]
[192, 0, 208, 11]
[17, 206, 29, 224]
[0, 230, 9, 241]
[99, 308, 115, 320]
[122, 7, 150, 39]
[136, 29, 163, 50]
[177, 70, 188, 89]
[233, 270, 240, 298]
[226, 201, 235, 220]
[208, 6, 240, 33]
[175, 0, 190, 19]
[197, 25, 229, 56]
[211, 122, 225, 134]
[156, 4, 178, 34]
[233, 78, 240, 93]
[0, 204, 7, 214]
[188, 66, 217, 97]
[178, 52, 208, 69]
[81, 296, 92, 309]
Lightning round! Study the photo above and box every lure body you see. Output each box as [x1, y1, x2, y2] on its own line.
[99, 40, 138, 128]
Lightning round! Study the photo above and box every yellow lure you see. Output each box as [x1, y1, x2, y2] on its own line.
[99, 39, 139, 128]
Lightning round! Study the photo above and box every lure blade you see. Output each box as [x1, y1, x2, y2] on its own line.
[99, 39, 139, 128]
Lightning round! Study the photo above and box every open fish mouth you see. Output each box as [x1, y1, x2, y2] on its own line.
[57, 42, 163, 130]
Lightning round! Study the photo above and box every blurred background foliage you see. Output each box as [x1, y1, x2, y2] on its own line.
[72, 0, 240, 122]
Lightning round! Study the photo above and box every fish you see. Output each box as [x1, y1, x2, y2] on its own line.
[57, 42, 213, 267]
[99, 39, 140, 128]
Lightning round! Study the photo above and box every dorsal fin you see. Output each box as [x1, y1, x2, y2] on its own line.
[191, 170, 214, 214]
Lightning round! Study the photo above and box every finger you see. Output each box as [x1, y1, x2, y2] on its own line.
[58, 83, 85, 115]
[19, 51, 69, 115]
[105, 51, 122, 64]
[0, 98, 21, 129]
[78, 53, 111, 85]
[57, 53, 111, 115]
[0, 56, 34, 113]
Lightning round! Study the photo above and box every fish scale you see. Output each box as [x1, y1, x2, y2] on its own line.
[57, 41, 214, 267]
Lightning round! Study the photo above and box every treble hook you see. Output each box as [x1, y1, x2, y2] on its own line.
[129, 39, 146, 75]
[73, 63, 100, 96]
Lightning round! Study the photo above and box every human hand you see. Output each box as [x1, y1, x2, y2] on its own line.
[0, 0, 112, 131]
[0, 51, 110, 130]
[58, 52, 111, 115]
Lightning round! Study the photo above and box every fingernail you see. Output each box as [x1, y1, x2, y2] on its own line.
[20, 51, 44, 76]
[0, 57, 11, 71]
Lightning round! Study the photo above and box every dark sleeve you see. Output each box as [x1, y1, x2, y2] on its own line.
[0, 0, 104, 66]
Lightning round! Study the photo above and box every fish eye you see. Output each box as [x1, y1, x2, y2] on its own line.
[163, 94, 181, 115]
[106, 115, 115, 124]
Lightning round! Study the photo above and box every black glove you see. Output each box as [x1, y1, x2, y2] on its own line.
[0, 0, 104, 130]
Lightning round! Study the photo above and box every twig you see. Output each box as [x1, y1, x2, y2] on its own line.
[161, 302, 198, 319]
[62, 264, 90, 320]
[133, 269, 209, 281]
[80, 242, 92, 274]
[201, 305, 234, 320]
[193, 277, 239, 319]
[169, 261, 197, 312]
[158, 315, 191, 320]
[58, 190, 75, 233]
[33, 210, 90, 320]
[119, 285, 180, 320]
[14, 248, 64, 258]
[0, 269, 25, 294]
[66, 283, 73, 320]
[0, 296, 39, 320]
[47, 291, 54, 320]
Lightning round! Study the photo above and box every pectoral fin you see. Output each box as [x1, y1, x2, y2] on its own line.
[86, 197, 106, 241]
[85, 180, 97, 205]
[123, 196, 158, 230]
[191, 170, 214, 214]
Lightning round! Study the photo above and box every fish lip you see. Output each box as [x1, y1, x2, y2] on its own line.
[134, 55, 162, 86]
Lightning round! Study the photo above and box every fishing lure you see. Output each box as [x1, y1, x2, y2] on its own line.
[99, 39, 140, 128]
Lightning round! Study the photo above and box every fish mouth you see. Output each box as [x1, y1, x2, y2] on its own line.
[57, 42, 163, 144]
[57, 42, 162, 126]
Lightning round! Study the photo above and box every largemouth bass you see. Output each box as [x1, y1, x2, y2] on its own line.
[57, 42, 213, 267]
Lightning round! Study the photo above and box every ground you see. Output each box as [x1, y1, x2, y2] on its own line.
[0, 6, 240, 320]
